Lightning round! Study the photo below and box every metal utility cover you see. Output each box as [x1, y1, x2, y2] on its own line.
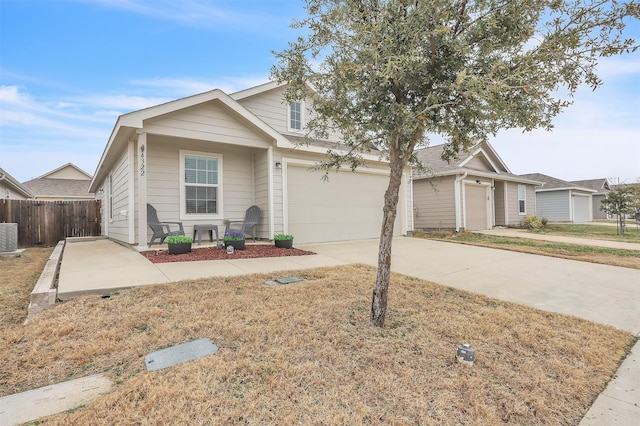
[144, 338, 218, 371]
[276, 276, 304, 284]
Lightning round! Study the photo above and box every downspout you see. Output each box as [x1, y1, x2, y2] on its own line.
[454, 172, 468, 232]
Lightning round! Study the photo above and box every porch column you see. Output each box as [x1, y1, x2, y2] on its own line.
[137, 130, 148, 250]
[267, 145, 275, 239]
[127, 139, 136, 244]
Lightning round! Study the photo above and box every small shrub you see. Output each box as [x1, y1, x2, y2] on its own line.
[521, 216, 544, 229]
[223, 231, 245, 242]
[165, 235, 193, 244]
[273, 234, 294, 241]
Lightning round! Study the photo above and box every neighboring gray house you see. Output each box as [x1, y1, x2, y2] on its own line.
[89, 81, 412, 249]
[413, 141, 542, 231]
[0, 166, 34, 199]
[570, 178, 611, 220]
[519, 173, 596, 223]
[23, 163, 94, 201]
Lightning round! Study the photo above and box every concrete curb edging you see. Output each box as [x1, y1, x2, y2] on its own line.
[27, 240, 65, 320]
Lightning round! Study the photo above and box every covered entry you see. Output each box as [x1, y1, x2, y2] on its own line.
[286, 164, 402, 244]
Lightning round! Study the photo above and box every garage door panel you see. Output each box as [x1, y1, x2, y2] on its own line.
[287, 166, 399, 244]
[573, 196, 590, 223]
[465, 184, 488, 231]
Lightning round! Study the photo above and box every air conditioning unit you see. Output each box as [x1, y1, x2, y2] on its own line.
[0, 223, 18, 252]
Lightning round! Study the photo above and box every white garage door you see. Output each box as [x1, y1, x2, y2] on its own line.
[464, 184, 489, 230]
[286, 165, 401, 244]
[573, 195, 590, 223]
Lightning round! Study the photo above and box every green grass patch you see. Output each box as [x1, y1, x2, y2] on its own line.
[534, 223, 640, 243]
[414, 231, 640, 269]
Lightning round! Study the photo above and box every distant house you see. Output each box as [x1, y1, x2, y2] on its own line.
[519, 173, 596, 223]
[570, 178, 611, 220]
[22, 163, 94, 201]
[412, 141, 542, 231]
[0, 166, 34, 199]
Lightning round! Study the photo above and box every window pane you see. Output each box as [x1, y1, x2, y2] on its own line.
[519, 200, 525, 213]
[290, 101, 301, 130]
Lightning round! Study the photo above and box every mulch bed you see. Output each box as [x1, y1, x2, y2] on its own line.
[141, 244, 316, 263]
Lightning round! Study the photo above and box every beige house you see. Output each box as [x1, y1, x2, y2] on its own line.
[23, 163, 94, 201]
[0, 166, 34, 199]
[89, 81, 412, 249]
[412, 142, 541, 231]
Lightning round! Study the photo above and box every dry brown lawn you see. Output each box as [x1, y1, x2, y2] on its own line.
[1, 250, 635, 425]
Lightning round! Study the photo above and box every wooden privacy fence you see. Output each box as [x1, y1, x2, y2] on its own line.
[0, 199, 101, 247]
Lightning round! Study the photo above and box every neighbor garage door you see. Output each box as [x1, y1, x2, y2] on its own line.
[286, 165, 401, 244]
[464, 183, 489, 230]
[573, 195, 590, 223]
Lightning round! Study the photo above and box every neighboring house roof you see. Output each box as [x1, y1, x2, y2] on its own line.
[0, 166, 34, 198]
[569, 178, 611, 194]
[519, 173, 596, 193]
[23, 163, 94, 199]
[32, 163, 92, 180]
[22, 178, 93, 199]
[413, 141, 542, 185]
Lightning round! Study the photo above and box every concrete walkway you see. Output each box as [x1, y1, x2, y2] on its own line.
[476, 228, 640, 251]
[11, 236, 640, 425]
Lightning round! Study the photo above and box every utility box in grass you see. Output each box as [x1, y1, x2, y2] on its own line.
[0, 223, 18, 252]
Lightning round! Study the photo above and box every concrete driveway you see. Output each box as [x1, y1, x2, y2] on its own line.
[302, 238, 640, 335]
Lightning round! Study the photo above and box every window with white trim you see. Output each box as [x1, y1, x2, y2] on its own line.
[518, 185, 526, 215]
[288, 101, 302, 131]
[183, 153, 221, 216]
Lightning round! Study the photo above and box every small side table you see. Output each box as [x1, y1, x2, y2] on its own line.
[193, 224, 219, 246]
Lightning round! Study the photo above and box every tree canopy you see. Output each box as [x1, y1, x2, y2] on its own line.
[272, 0, 639, 326]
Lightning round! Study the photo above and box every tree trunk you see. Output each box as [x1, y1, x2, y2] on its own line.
[370, 146, 407, 327]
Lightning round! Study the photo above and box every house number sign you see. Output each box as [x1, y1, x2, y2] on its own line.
[140, 144, 145, 176]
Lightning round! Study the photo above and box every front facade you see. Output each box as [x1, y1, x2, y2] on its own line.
[519, 173, 596, 223]
[0, 166, 34, 199]
[412, 142, 540, 231]
[89, 82, 412, 249]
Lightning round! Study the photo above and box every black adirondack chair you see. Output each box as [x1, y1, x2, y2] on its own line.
[147, 204, 184, 246]
[225, 205, 261, 242]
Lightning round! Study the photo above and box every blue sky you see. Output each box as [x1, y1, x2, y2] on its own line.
[1, 0, 638, 184]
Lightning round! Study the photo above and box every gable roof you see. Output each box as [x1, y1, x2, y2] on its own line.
[33, 163, 92, 180]
[519, 173, 597, 193]
[413, 141, 541, 185]
[0, 166, 34, 198]
[22, 178, 93, 199]
[90, 88, 295, 193]
[569, 178, 610, 194]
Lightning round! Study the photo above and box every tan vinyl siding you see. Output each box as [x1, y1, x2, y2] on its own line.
[108, 150, 130, 242]
[504, 182, 536, 225]
[464, 156, 492, 171]
[253, 150, 272, 238]
[146, 136, 264, 240]
[144, 103, 270, 149]
[238, 86, 342, 142]
[413, 176, 457, 230]
[592, 194, 607, 220]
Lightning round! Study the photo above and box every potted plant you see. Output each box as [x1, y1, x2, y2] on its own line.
[223, 231, 246, 250]
[274, 233, 294, 249]
[165, 235, 193, 255]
